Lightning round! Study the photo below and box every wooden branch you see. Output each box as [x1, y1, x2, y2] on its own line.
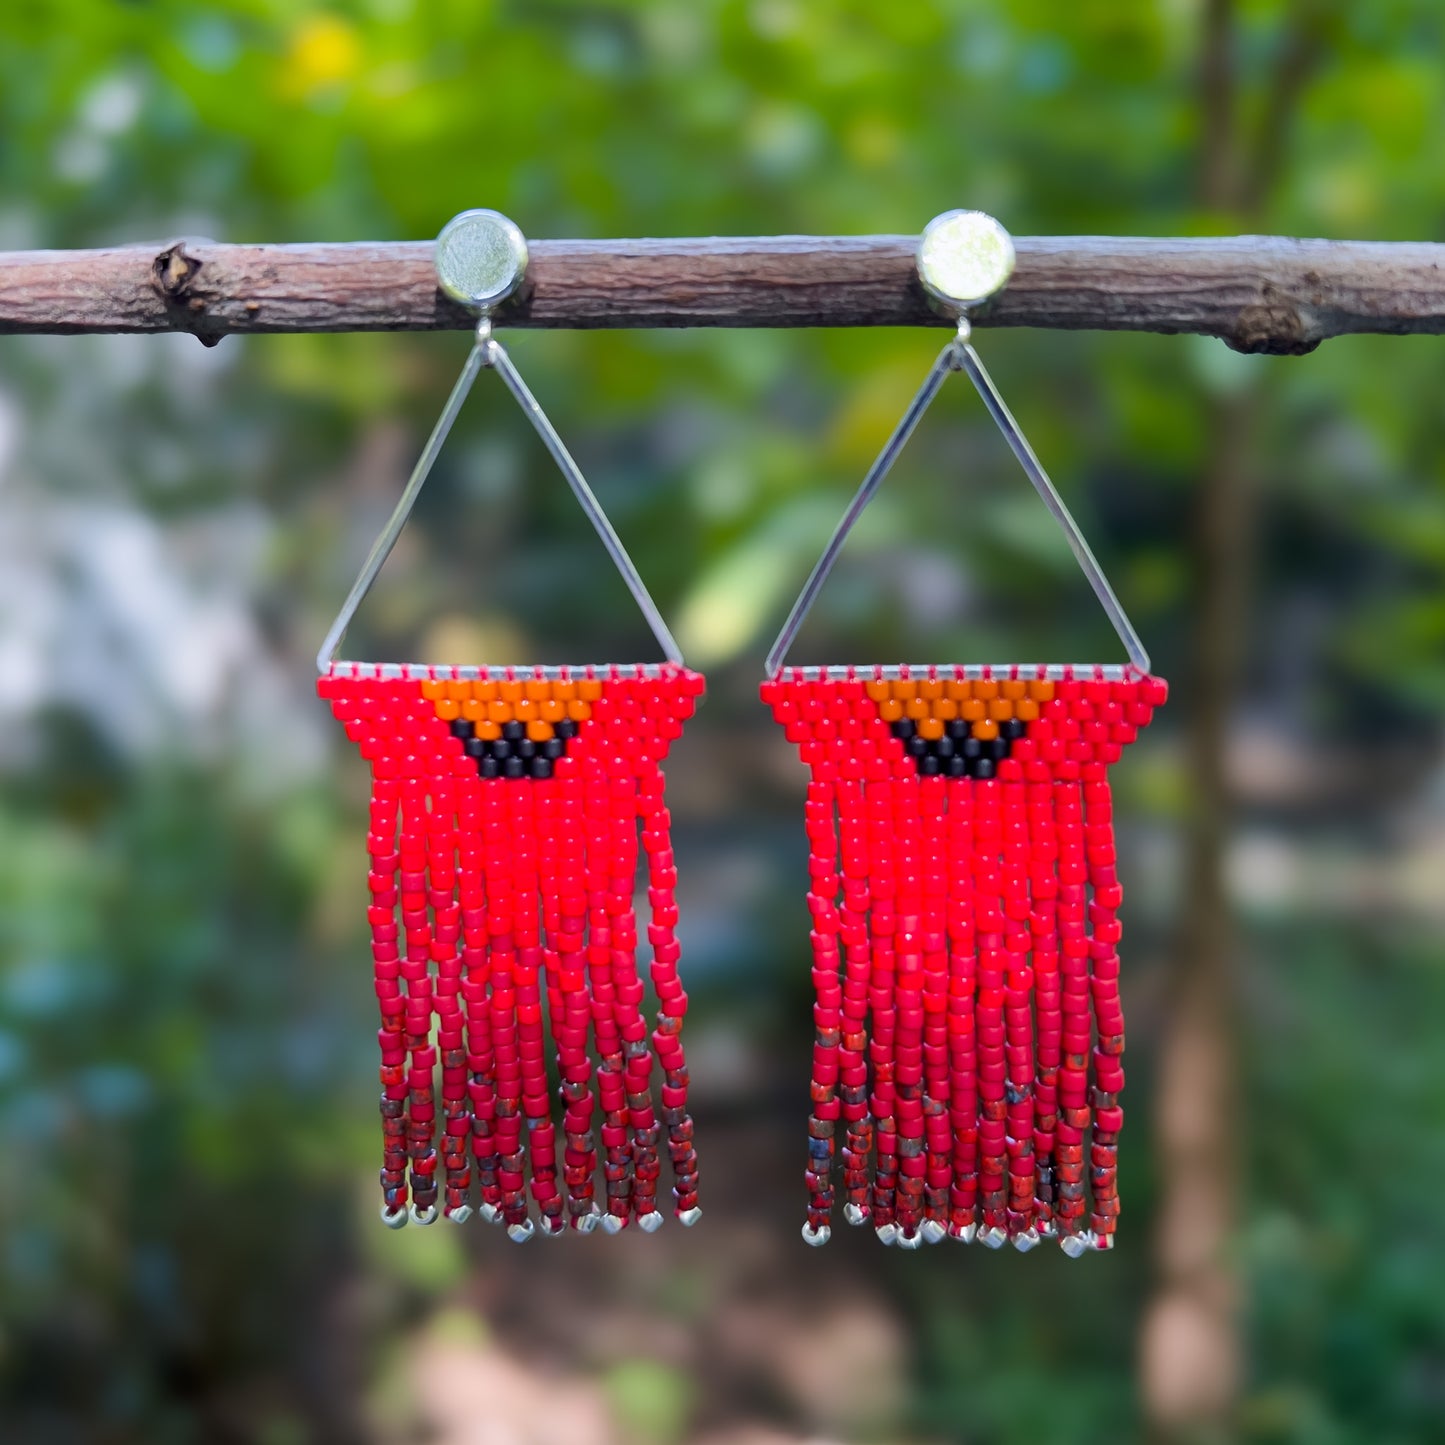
[1, 233, 1443, 354]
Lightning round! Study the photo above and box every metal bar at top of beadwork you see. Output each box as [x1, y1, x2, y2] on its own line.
[762, 662, 1165, 1252]
[321, 661, 705, 1236]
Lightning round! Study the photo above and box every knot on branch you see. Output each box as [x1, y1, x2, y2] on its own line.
[152, 241, 202, 299]
[151, 242, 224, 346]
[1224, 298, 1320, 356]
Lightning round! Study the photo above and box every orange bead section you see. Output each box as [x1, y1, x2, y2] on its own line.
[424, 674, 626, 735]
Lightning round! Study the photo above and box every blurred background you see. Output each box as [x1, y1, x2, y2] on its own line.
[3, 3, 1445, 1442]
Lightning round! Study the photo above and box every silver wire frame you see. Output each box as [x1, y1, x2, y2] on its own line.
[763, 325, 1152, 678]
[316, 323, 685, 675]
[328, 661, 682, 681]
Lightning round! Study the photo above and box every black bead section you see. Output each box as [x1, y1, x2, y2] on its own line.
[446, 707, 593, 782]
[882, 710, 1037, 779]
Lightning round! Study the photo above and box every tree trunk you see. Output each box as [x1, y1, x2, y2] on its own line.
[1139, 391, 1254, 1430]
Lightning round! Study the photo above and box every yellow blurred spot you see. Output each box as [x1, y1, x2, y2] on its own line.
[1311, 164, 1377, 229]
[420, 615, 530, 668]
[284, 15, 361, 98]
[827, 357, 927, 470]
[846, 116, 901, 169]
[675, 539, 794, 667]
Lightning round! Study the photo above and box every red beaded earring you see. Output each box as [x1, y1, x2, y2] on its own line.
[760, 212, 1167, 1254]
[318, 212, 704, 1238]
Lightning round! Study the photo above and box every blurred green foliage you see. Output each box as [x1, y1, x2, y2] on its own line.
[2, 3, 1445, 1442]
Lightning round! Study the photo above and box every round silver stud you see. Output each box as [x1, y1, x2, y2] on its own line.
[539, 1216, 566, 1238]
[380, 1204, 408, 1229]
[445, 1204, 473, 1225]
[638, 1211, 664, 1233]
[980, 1225, 1008, 1250]
[801, 1222, 832, 1247]
[920, 1219, 947, 1245]
[1012, 1228, 1041, 1253]
[478, 1202, 501, 1226]
[874, 1222, 898, 1247]
[409, 1203, 438, 1227]
[896, 1229, 923, 1251]
[573, 1208, 601, 1235]
[1059, 1232, 1091, 1259]
[917, 210, 1016, 312]
[506, 1219, 536, 1243]
[599, 1213, 626, 1235]
[677, 1207, 702, 1228]
[949, 1221, 978, 1245]
[435, 209, 529, 312]
[843, 1202, 870, 1227]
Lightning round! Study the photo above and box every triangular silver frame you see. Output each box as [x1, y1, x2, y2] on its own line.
[318, 211, 683, 674]
[763, 273, 1151, 679]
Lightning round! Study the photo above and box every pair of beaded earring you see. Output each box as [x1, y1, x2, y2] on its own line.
[317, 209, 1164, 1255]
